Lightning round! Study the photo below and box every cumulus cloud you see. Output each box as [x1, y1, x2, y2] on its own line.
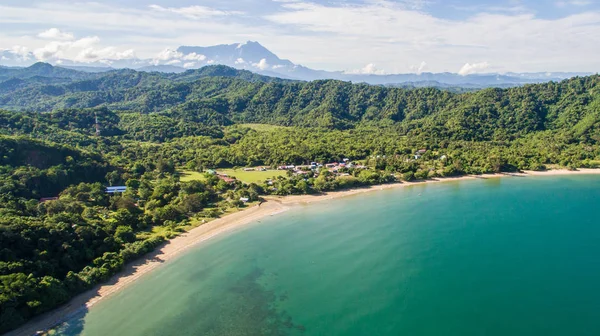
[253, 58, 270, 70]
[1, 1, 600, 73]
[38, 28, 74, 40]
[32, 34, 135, 63]
[9, 45, 31, 59]
[166, 59, 181, 65]
[182, 52, 206, 61]
[235, 58, 246, 64]
[152, 48, 183, 64]
[345, 63, 386, 75]
[264, 0, 600, 73]
[410, 61, 428, 74]
[458, 62, 490, 75]
[75, 47, 135, 62]
[151, 49, 207, 65]
[149, 4, 241, 19]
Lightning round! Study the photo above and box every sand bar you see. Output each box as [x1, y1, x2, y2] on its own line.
[8, 168, 600, 336]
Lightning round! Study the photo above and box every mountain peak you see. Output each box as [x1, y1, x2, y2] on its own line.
[29, 62, 54, 69]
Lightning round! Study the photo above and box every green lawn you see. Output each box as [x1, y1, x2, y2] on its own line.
[179, 168, 288, 184]
[217, 168, 287, 184]
[179, 170, 207, 182]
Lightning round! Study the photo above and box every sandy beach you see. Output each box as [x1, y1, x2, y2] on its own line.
[8, 168, 600, 336]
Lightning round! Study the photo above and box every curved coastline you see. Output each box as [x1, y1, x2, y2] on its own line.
[8, 169, 600, 336]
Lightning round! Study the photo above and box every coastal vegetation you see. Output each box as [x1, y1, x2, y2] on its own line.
[1, 63, 600, 333]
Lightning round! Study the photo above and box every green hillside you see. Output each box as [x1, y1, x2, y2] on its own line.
[1, 64, 600, 333]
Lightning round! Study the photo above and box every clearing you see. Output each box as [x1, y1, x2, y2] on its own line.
[179, 168, 287, 184]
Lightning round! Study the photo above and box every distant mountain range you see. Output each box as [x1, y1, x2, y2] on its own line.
[0, 41, 594, 87]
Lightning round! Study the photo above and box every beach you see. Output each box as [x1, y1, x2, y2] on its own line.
[9, 168, 600, 336]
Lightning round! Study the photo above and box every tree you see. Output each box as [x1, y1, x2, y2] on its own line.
[114, 226, 136, 244]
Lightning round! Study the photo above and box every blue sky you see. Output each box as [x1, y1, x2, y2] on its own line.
[1, 0, 599, 73]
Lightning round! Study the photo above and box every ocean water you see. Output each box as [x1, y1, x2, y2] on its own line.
[55, 175, 600, 336]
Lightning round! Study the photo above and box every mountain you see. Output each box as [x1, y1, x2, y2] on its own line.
[1, 42, 595, 87]
[2, 62, 600, 140]
[60, 65, 114, 73]
[177, 41, 295, 69]
[137, 65, 187, 73]
[0, 62, 98, 82]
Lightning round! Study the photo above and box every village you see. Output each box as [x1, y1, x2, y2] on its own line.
[39, 149, 442, 204]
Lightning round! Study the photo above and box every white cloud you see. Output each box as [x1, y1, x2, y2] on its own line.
[410, 61, 428, 74]
[183, 62, 196, 68]
[151, 49, 207, 65]
[458, 62, 490, 75]
[253, 58, 270, 70]
[148, 4, 241, 19]
[38, 28, 74, 40]
[75, 47, 135, 62]
[0, 1, 599, 73]
[345, 63, 386, 75]
[31, 34, 135, 63]
[33, 41, 68, 60]
[166, 59, 181, 65]
[10, 45, 31, 59]
[152, 48, 183, 65]
[264, 0, 600, 72]
[182, 52, 206, 61]
[235, 57, 246, 64]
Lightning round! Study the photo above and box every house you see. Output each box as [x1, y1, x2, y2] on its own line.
[414, 155, 422, 160]
[440, 155, 448, 160]
[417, 149, 427, 154]
[278, 165, 295, 170]
[217, 175, 235, 183]
[343, 158, 350, 162]
[325, 163, 338, 168]
[106, 186, 127, 194]
[206, 169, 217, 175]
[39, 197, 58, 203]
[243, 168, 255, 171]
[239, 197, 250, 203]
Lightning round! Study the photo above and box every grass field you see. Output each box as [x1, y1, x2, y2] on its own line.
[179, 169, 287, 184]
[217, 168, 287, 184]
[236, 124, 288, 132]
[179, 171, 207, 182]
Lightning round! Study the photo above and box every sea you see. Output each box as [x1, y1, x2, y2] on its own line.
[54, 175, 600, 336]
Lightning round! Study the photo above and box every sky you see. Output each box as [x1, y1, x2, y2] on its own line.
[1, 0, 600, 74]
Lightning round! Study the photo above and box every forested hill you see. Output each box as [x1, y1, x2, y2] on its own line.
[2, 64, 600, 334]
[1, 63, 600, 143]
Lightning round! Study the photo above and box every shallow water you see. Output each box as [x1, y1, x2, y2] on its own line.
[56, 175, 600, 335]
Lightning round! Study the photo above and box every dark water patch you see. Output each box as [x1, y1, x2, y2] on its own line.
[154, 267, 304, 336]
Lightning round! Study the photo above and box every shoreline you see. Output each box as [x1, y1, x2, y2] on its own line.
[9, 168, 600, 336]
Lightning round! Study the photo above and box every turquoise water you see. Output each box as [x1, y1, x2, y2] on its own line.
[56, 176, 600, 335]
